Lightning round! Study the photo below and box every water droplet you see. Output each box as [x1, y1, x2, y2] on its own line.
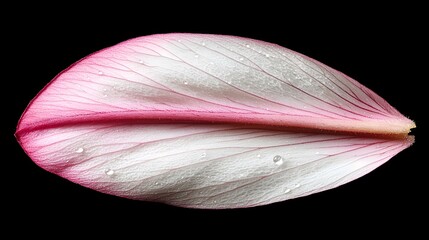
[265, 54, 270, 58]
[138, 59, 143, 63]
[98, 71, 103, 75]
[245, 44, 250, 48]
[201, 152, 207, 158]
[183, 81, 188, 85]
[256, 154, 261, 158]
[294, 183, 301, 188]
[177, 39, 182, 42]
[105, 169, 114, 176]
[239, 57, 244, 61]
[155, 182, 159, 185]
[315, 151, 320, 154]
[284, 188, 291, 193]
[75, 147, 84, 153]
[213, 200, 217, 204]
[273, 155, 283, 165]
[194, 54, 199, 58]
[201, 42, 206, 46]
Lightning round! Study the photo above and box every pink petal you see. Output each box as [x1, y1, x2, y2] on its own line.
[16, 33, 415, 208]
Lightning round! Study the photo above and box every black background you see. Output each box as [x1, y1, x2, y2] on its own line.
[4, 4, 426, 235]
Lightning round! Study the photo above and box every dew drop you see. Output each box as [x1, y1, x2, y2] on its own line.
[245, 44, 250, 48]
[265, 54, 270, 58]
[105, 168, 114, 176]
[294, 183, 301, 188]
[256, 154, 261, 158]
[183, 81, 188, 85]
[98, 71, 103, 75]
[201, 42, 206, 46]
[239, 57, 244, 61]
[155, 182, 159, 185]
[138, 59, 143, 63]
[213, 200, 217, 204]
[75, 147, 84, 153]
[284, 188, 291, 193]
[201, 152, 207, 158]
[273, 155, 283, 165]
[194, 54, 199, 58]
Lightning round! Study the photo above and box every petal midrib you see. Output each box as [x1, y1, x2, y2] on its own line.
[16, 109, 415, 138]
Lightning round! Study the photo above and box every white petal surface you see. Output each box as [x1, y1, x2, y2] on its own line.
[19, 123, 413, 209]
[18, 34, 414, 135]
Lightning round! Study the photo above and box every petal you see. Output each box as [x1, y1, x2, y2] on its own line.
[17, 123, 413, 209]
[16, 33, 415, 208]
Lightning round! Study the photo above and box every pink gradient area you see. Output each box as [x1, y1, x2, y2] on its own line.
[17, 123, 414, 209]
[17, 33, 414, 137]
